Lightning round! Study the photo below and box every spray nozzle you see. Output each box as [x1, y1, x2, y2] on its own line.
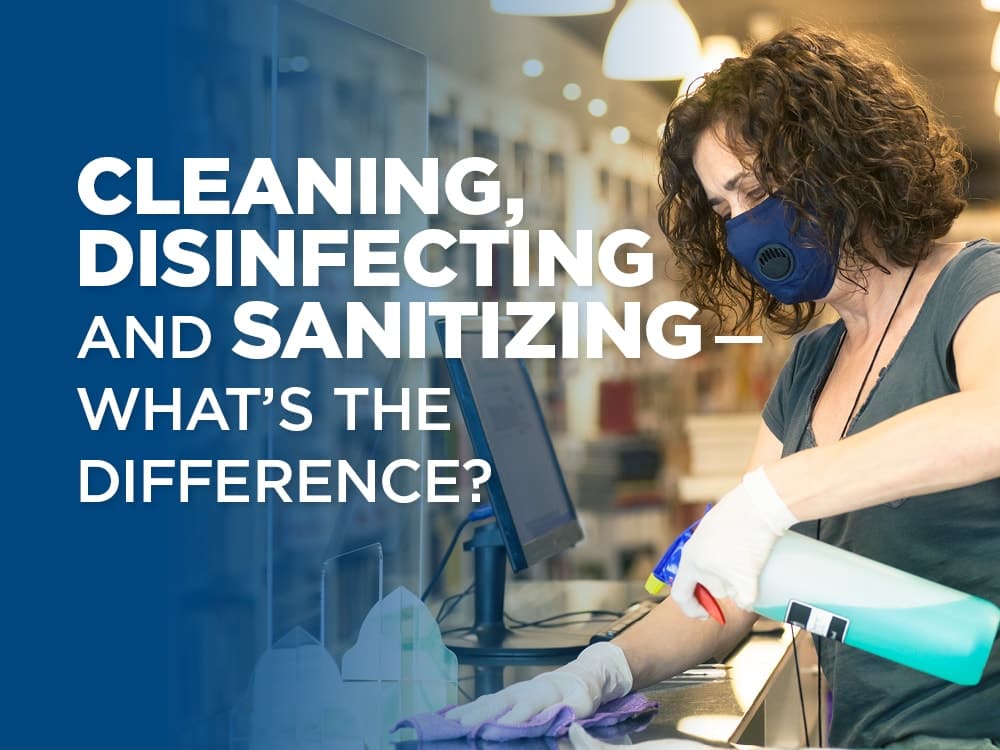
[648, 506, 725, 625]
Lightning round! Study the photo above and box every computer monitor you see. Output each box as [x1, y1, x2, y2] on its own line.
[436, 316, 590, 664]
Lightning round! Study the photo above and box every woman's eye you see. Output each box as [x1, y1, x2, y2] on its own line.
[711, 202, 730, 219]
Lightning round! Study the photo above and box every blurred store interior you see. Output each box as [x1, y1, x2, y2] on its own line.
[171, 2, 1000, 746]
[320, 0, 1000, 586]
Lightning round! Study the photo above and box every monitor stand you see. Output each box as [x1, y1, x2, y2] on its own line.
[442, 521, 591, 666]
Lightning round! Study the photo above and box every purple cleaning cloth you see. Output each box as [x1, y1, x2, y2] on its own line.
[392, 692, 658, 742]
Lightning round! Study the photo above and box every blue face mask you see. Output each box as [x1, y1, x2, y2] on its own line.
[724, 194, 838, 304]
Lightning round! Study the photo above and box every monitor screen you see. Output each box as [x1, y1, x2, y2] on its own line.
[437, 317, 584, 571]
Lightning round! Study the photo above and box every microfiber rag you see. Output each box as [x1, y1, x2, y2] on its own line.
[392, 692, 658, 742]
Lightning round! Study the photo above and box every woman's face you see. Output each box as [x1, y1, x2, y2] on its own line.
[690, 123, 843, 304]
[691, 124, 766, 220]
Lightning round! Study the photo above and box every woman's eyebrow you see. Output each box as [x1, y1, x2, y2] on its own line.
[707, 171, 749, 207]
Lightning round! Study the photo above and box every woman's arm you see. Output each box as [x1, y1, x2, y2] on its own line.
[767, 293, 1000, 520]
[618, 420, 783, 685]
[615, 594, 758, 688]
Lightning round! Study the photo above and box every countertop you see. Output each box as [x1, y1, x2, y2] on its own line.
[444, 580, 819, 747]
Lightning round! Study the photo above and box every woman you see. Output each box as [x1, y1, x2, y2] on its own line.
[447, 28, 1000, 748]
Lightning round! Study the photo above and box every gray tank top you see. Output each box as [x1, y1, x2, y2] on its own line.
[762, 239, 1000, 748]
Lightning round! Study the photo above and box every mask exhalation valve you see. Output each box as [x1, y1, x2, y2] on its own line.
[755, 243, 795, 281]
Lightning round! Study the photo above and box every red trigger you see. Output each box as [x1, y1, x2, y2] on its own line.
[695, 584, 726, 625]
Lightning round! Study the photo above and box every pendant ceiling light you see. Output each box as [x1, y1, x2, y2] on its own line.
[983, 1, 1000, 11]
[490, 0, 614, 15]
[676, 34, 743, 100]
[603, 0, 701, 80]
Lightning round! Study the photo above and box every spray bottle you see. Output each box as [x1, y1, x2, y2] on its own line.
[646, 516, 1000, 686]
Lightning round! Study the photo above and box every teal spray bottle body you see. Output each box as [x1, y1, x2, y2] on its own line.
[754, 532, 999, 685]
[649, 524, 1000, 685]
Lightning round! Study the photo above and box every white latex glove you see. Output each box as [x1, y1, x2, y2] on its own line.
[444, 642, 633, 726]
[567, 722, 709, 750]
[671, 466, 798, 617]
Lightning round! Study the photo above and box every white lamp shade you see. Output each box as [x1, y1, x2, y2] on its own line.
[491, 0, 614, 15]
[993, 23, 1000, 71]
[676, 34, 743, 99]
[603, 0, 702, 80]
[983, 0, 1000, 12]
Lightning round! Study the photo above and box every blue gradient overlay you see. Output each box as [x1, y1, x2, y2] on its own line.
[9, 1, 440, 747]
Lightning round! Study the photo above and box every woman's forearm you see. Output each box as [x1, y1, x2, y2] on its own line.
[767, 389, 1000, 522]
[614, 596, 757, 689]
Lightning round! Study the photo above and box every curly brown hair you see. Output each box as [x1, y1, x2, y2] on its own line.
[658, 27, 968, 334]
